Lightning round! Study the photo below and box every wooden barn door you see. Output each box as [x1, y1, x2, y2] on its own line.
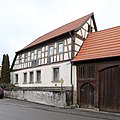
[99, 65, 120, 112]
[80, 83, 94, 108]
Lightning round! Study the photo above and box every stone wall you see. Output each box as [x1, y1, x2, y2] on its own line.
[4, 90, 66, 107]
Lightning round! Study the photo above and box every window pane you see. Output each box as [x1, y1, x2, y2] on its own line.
[58, 43, 63, 53]
[31, 52, 34, 60]
[49, 46, 53, 56]
[37, 50, 41, 58]
[15, 74, 18, 84]
[54, 68, 59, 81]
[36, 71, 41, 82]
[24, 53, 28, 62]
[24, 73, 27, 83]
[30, 72, 33, 83]
[19, 55, 22, 63]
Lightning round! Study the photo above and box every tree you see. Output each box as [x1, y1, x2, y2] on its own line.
[1, 54, 10, 84]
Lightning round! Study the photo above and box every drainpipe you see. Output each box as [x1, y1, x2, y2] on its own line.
[69, 31, 75, 105]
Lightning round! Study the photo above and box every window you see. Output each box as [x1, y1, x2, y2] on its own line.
[15, 74, 18, 84]
[49, 46, 54, 56]
[47, 46, 54, 64]
[78, 65, 95, 79]
[31, 52, 34, 60]
[19, 55, 22, 63]
[24, 53, 28, 62]
[37, 49, 42, 59]
[53, 68, 59, 82]
[58, 43, 63, 54]
[23, 73, 27, 83]
[37, 49, 42, 65]
[36, 71, 41, 83]
[88, 25, 92, 32]
[30, 71, 34, 83]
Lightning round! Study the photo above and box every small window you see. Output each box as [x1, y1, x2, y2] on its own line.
[37, 50, 42, 65]
[49, 46, 54, 56]
[31, 52, 34, 60]
[88, 25, 92, 32]
[37, 50, 42, 59]
[24, 53, 28, 62]
[30, 71, 34, 83]
[23, 73, 27, 83]
[15, 74, 18, 84]
[19, 55, 22, 63]
[53, 68, 59, 82]
[36, 71, 41, 83]
[78, 65, 95, 79]
[58, 43, 63, 54]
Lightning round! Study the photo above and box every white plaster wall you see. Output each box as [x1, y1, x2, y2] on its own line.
[11, 61, 72, 88]
[72, 65, 77, 91]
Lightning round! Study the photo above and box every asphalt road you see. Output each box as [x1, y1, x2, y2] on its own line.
[0, 98, 120, 120]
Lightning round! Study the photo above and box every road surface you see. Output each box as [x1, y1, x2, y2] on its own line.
[0, 98, 120, 120]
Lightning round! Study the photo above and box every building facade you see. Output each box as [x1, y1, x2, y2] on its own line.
[10, 13, 97, 106]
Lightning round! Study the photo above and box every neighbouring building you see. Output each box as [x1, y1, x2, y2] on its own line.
[72, 26, 120, 112]
[10, 13, 97, 107]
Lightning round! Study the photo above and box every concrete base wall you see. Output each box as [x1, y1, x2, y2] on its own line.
[4, 90, 66, 107]
[73, 90, 77, 106]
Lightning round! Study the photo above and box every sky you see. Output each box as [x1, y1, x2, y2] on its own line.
[0, 0, 120, 65]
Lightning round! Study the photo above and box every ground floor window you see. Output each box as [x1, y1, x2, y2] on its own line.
[53, 67, 59, 82]
[23, 73, 27, 84]
[15, 74, 18, 84]
[36, 70, 41, 83]
[29, 71, 34, 83]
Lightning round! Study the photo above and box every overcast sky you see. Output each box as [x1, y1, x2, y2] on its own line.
[0, 0, 120, 65]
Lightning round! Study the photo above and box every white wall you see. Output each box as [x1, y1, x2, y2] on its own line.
[11, 61, 72, 88]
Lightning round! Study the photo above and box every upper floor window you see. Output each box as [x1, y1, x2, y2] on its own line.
[37, 49, 42, 59]
[49, 46, 54, 56]
[58, 43, 63, 54]
[19, 55, 22, 63]
[30, 52, 34, 60]
[24, 53, 28, 62]
[53, 68, 59, 82]
[88, 25, 92, 33]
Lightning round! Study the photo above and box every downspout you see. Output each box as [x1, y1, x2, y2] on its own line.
[69, 31, 75, 105]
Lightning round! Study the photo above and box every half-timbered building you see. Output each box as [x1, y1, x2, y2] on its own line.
[73, 26, 120, 112]
[10, 13, 97, 106]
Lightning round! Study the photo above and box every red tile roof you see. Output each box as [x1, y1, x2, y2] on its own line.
[20, 13, 93, 51]
[73, 25, 120, 62]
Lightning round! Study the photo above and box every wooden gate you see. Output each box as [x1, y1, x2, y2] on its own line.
[80, 83, 94, 108]
[99, 65, 120, 112]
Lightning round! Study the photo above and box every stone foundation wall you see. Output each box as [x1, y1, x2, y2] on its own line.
[4, 90, 66, 107]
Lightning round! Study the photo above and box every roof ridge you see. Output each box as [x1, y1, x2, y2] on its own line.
[18, 12, 93, 52]
[92, 25, 120, 34]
